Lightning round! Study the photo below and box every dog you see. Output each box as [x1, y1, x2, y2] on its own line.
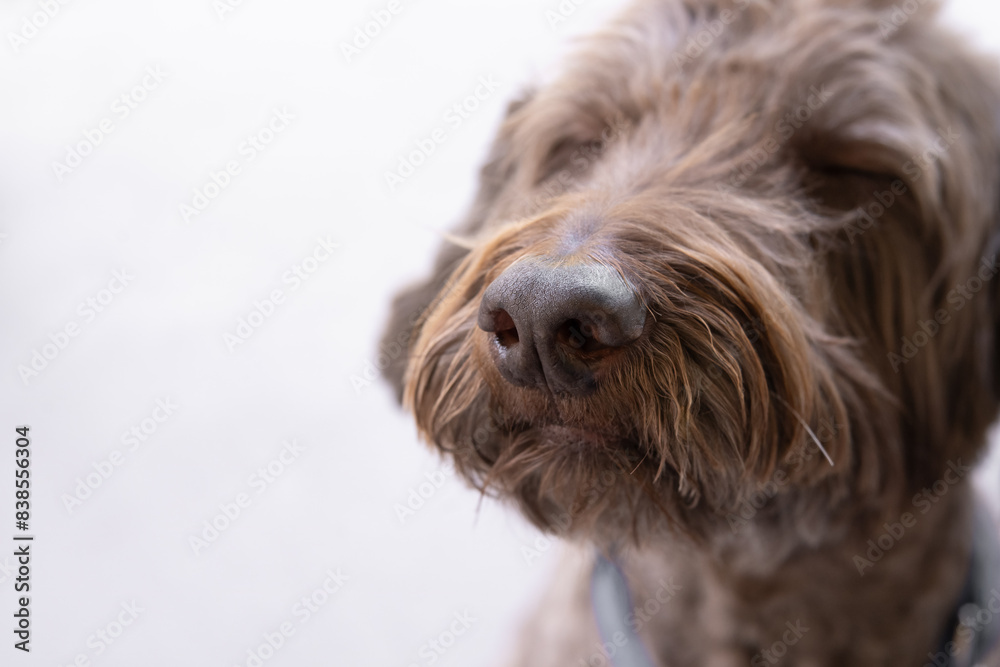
[382, 0, 1000, 664]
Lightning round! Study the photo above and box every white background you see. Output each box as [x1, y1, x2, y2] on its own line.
[1, 1, 998, 666]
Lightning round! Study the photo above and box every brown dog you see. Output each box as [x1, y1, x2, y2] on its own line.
[383, 0, 1000, 664]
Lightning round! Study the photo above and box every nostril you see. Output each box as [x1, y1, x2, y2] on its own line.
[478, 258, 645, 393]
[555, 318, 611, 354]
[558, 319, 588, 350]
[493, 310, 519, 348]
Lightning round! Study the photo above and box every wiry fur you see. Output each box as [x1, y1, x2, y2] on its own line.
[383, 0, 1000, 664]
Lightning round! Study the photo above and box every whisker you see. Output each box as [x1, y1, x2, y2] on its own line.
[771, 393, 834, 467]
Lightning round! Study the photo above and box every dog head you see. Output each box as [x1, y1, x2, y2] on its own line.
[387, 0, 1000, 548]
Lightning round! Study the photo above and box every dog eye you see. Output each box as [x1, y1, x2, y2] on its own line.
[537, 138, 608, 186]
[537, 138, 577, 181]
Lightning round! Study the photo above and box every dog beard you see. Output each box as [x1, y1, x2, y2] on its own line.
[386, 0, 1000, 557]
[403, 190, 896, 546]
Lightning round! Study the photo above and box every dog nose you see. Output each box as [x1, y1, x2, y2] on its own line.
[477, 259, 646, 393]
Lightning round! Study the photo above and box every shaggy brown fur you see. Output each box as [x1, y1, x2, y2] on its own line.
[383, 0, 1000, 664]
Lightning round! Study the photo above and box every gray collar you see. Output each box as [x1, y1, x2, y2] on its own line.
[590, 499, 1000, 667]
[936, 498, 1000, 667]
[590, 553, 657, 667]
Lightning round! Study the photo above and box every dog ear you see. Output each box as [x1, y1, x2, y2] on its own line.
[992, 111, 1000, 398]
[790, 23, 1000, 485]
[379, 91, 535, 403]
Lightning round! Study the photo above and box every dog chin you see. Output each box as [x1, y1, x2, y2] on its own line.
[536, 424, 623, 450]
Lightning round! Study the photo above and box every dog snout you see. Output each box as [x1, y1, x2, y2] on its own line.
[477, 259, 646, 394]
